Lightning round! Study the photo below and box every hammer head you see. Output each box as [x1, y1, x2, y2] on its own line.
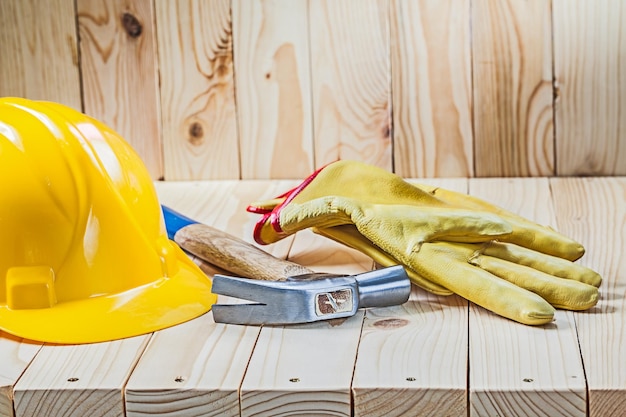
[211, 265, 411, 325]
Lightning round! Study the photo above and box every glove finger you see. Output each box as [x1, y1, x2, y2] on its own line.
[277, 197, 512, 243]
[313, 225, 453, 295]
[498, 218, 584, 261]
[412, 242, 555, 325]
[413, 184, 585, 261]
[469, 253, 599, 310]
[480, 241, 601, 287]
[248, 183, 298, 213]
[359, 203, 513, 244]
[247, 197, 285, 214]
[252, 195, 470, 246]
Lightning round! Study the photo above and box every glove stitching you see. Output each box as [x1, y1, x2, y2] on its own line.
[468, 240, 495, 265]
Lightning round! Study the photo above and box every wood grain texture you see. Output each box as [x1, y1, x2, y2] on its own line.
[310, 0, 392, 171]
[13, 336, 149, 417]
[391, 0, 473, 178]
[125, 307, 259, 417]
[240, 314, 363, 417]
[77, 0, 163, 179]
[353, 289, 467, 417]
[472, 0, 555, 177]
[241, 319, 358, 416]
[550, 177, 626, 417]
[156, 0, 239, 180]
[0, 334, 42, 417]
[233, 0, 314, 179]
[468, 178, 586, 417]
[0, 0, 81, 109]
[553, 0, 626, 176]
[2, 1, 625, 180]
[239, 231, 369, 416]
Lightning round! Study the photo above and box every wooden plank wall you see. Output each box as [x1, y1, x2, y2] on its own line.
[1, 0, 625, 179]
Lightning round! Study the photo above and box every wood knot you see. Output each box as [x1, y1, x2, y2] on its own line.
[382, 123, 390, 139]
[216, 63, 229, 78]
[188, 122, 204, 146]
[121, 13, 142, 38]
[372, 318, 409, 329]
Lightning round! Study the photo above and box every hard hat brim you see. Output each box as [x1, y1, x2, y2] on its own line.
[0, 247, 217, 344]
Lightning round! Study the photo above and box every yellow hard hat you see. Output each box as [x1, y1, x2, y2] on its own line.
[0, 97, 216, 344]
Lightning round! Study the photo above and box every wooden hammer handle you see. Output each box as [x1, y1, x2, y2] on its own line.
[174, 223, 313, 281]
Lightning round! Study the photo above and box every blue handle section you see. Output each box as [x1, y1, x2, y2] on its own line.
[162, 205, 198, 240]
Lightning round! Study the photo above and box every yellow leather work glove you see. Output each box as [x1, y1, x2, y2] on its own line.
[247, 160, 601, 325]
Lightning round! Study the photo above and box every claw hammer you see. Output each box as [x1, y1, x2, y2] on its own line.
[162, 206, 411, 325]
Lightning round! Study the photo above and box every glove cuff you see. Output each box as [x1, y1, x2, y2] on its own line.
[247, 164, 329, 244]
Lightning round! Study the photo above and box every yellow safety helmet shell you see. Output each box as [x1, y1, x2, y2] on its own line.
[0, 97, 216, 344]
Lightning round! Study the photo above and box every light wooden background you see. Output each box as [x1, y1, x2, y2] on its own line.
[1, 0, 625, 180]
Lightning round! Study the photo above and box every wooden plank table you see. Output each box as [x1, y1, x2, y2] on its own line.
[1, 177, 624, 417]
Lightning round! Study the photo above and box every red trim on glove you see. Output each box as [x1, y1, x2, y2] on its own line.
[248, 163, 331, 245]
